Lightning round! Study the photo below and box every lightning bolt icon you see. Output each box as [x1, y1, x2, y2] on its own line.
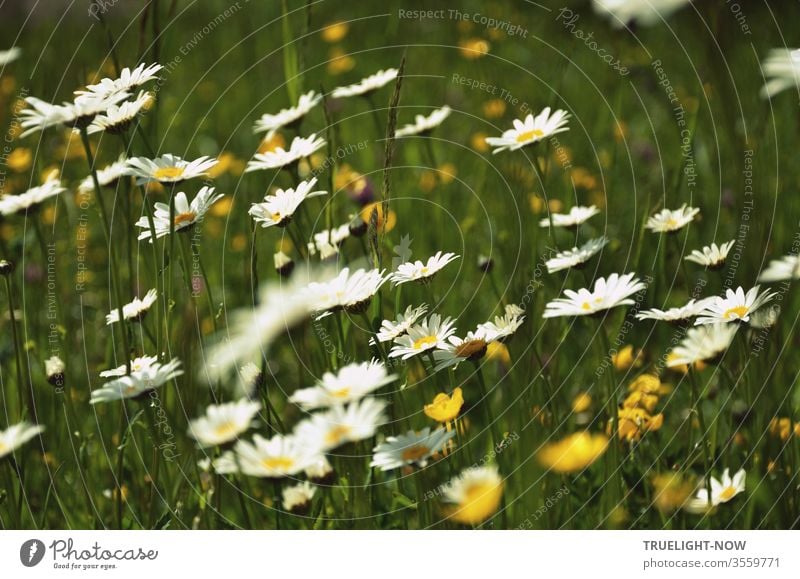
[28, 542, 38, 563]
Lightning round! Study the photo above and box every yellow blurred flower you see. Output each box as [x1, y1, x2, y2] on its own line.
[258, 133, 286, 154]
[569, 167, 598, 190]
[537, 432, 608, 473]
[321, 21, 349, 42]
[327, 47, 355, 75]
[6, 147, 32, 172]
[41, 166, 60, 183]
[230, 234, 248, 252]
[482, 99, 506, 119]
[207, 152, 245, 178]
[651, 472, 694, 513]
[444, 466, 504, 526]
[470, 132, 490, 153]
[438, 163, 457, 184]
[419, 170, 436, 192]
[459, 38, 490, 59]
[360, 201, 396, 232]
[665, 352, 706, 374]
[623, 390, 659, 413]
[424, 387, 464, 423]
[548, 199, 563, 213]
[528, 194, 545, 214]
[627, 374, 661, 395]
[769, 417, 794, 442]
[485, 341, 510, 365]
[616, 407, 663, 442]
[209, 196, 233, 217]
[612, 344, 644, 371]
[572, 392, 592, 413]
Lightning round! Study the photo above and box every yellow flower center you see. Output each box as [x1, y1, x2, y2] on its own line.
[420, 266, 429, 275]
[581, 302, 592, 311]
[723, 305, 748, 320]
[719, 486, 737, 501]
[454, 339, 487, 359]
[0, 441, 6, 454]
[214, 421, 237, 438]
[330, 387, 351, 398]
[153, 166, 185, 180]
[516, 129, 544, 143]
[666, 218, 678, 229]
[271, 212, 283, 223]
[401, 444, 430, 463]
[261, 456, 295, 471]
[413, 334, 438, 350]
[174, 211, 196, 227]
[325, 424, 352, 446]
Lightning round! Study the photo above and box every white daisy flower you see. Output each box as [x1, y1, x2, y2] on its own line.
[636, 298, 714, 323]
[253, 90, 322, 138]
[188, 399, 261, 448]
[388, 313, 457, 360]
[0, 422, 45, 459]
[667, 324, 738, 367]
[389, 251, 460, 285]
[593, 0, 692, 27]
[99, 355, 159, 378]
[538, 205, 600, 228]
[105, 288, 158, 325]
[20, 92, 130, 136]
[331, 68, 398, 99]
[395, 105, 451, 137]
[543, 273, 646, 318]
[205, 272, 321, 382]
[231, 434, 320, 478]
[245, 134, 326, 172]
[75, 62, 163, 98]
[289, 360, 397, 410]
[0, 177, 65, 216]
[546, 237, 608, 273]
[79, 154, 128, 192]
[302, 267, 387, 314]
[373, 304, 428, 343]
[684, 468, 746, 513]
[758, 254, 800, 283]
[237, 362, 264, 398]
[90, 357, 183, 404]
[85, 90, 153, 134]
[305, 455, 334, 483]
[134, 186, 224, 242]
[485, 107, 571, 153]
[249, 177, 327, 228]
[308, 224, 351, 258]
[433, 329, 492, 370]
[695, 286, 776, 325]
[45, 355, 65, 384]
[294, 397, 387, 452]
[749, 305, 780, 330]
[282, 481, 316, 513]
[0, 47, 21, 66]
[684, 240, 735, 269]
[477, 304, 526, 342]
[370, 427, 456, 471]
[760, 48, 800, 99]
[645, 204, 700, 233]
[124, 154, 219, 184]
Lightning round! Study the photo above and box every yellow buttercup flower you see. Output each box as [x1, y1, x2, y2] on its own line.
[537, 432, 608, 473]
[443, 465, 503, 526]
[424, 387, 464, 423]
[459, 38, 490, 60]
[482, 99, 506, 119]
[258, 133, 286, 154]
[623, 391, 659, 413]
[651, 472, 694, 513]
[627, 374, 661, 394]
[572, 392, 592, 413]
[470, 132, 490, 153]
[360, 202, 396, 232]
[321, 21, 349, 43]
[327, 47, 355, 75]
[616, 407, 663, 442]
[6, 148, 32, 172]
[612, 344, 643, 371]
[485, 341, 510, 365]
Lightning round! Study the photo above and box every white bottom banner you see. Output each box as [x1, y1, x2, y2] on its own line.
[0, 531, 797, 577]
